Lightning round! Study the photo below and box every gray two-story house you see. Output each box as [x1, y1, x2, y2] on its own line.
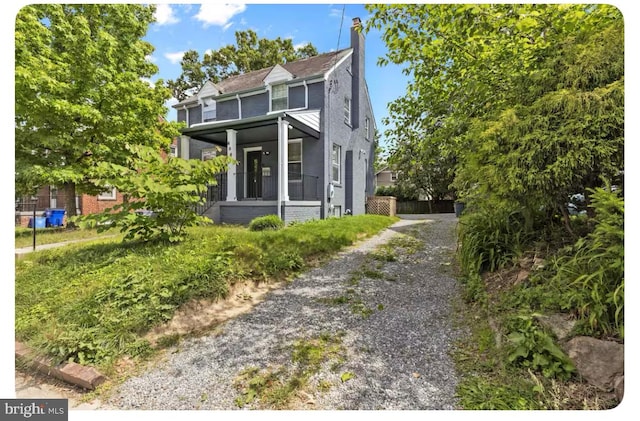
[173, 18, 375, 225]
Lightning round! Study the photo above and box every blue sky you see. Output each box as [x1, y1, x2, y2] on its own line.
[143, 3, 409, 149]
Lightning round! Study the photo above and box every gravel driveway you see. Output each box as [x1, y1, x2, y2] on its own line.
[109, 213, 466, 410]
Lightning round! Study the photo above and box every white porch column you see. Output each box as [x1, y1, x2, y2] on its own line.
[179, 135, 190, 159]
[278, 118, 289, 202]
[226, 129, 237, 201]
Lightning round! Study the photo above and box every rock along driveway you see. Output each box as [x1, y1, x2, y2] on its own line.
[109, 213, 465, 410]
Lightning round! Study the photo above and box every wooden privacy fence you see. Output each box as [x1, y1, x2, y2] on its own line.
[396, 200, 454, 214]
[366, 196, 396, 217]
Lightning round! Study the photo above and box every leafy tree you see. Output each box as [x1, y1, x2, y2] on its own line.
[79, 145, 231, 242]
[15, 4, 178, 220]
[168, 29, 319, 100]
[366, 4, 623, 233]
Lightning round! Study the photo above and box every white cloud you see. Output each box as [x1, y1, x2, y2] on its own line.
[293, 42, 308, 50]
[145, 54, 157, 63]
[222, 22, 233, 31]
[154, 4, 179, 25]
[204, 49, 213, 57]
[164, 51, 185, 64]
[194, 4, 246, 28]
[165, 97, 179, 108]
[141, 77, 156, 88]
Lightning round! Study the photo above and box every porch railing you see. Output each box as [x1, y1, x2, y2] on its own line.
[196, 172, 227, 215]
[235, 172, 319, 201]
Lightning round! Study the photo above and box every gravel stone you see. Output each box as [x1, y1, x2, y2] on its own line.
[108, 213, 467, 410]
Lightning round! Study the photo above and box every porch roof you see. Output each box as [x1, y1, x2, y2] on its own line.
[181, 110, 320, 145]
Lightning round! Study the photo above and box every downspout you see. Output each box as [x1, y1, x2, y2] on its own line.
[303, 80, 308, 109]
[236, 94, 242, 119]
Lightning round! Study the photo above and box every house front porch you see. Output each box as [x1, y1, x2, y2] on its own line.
[182, 111, 324, 225]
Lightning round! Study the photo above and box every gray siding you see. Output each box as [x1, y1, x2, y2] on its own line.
[289, 85, 305, 109]
[217, 99, 239, 120]
[322, 45, 373, 217]
[307, 82, 324, 109]
[188, 105, 202, 126]
[189, 138, 218, 161]
[241, 92, 268, 118]
[177, 109, 186, 124]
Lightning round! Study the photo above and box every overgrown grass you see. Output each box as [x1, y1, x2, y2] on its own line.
[15, 215, 396, 372]
[15, 227, 119, 248]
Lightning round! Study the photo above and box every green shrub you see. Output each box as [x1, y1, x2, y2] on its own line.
[549, 187, 624, 338]
[458, 202, 532, 274]
[249, 215, 284, 231]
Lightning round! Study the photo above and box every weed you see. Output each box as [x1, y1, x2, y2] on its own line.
[156, 334, 180, 348]
[370, 247, 397, 262]
[360, 268, 384, 279]
[388, 235, 423, 254]
[233, 333, 346, 409]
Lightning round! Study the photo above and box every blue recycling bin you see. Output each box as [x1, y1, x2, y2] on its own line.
[45, 208, 66, 227]
[28, 217, 46, 228]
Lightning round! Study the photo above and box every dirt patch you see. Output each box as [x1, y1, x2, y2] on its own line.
[144, 279, 285, 346]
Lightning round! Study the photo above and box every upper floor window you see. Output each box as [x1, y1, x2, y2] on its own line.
[365, 117, 371, 140]
[344, 97, 351, 125]
[202, 99, 216, 122]
[332, 144, 341, 184]
[169, 145, 178, 157]
[271, 84, 288, 111]
[391, 172, 398, 181]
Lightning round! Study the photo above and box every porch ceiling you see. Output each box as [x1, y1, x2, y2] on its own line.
[182, 111, 320, 146]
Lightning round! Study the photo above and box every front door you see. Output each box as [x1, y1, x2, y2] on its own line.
[246, 150, 262, 199]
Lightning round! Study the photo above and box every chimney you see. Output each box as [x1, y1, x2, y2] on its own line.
[350, 17, 364, 130]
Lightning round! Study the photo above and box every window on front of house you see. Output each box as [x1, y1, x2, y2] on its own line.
[98, 186, 117, 201]
[288, 140, 302, 181]
[344, 97, 351, 125]
[332, 144, 341, 184]
[201, 148, 217, 161]
[169, 145, 177, 157]
[202, 100, 216, 122]
[272, 84, 288, 111]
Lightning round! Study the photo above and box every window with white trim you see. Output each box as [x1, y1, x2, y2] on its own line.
[202, 99, 216, 122]
[98, 187, 117, 201]
[344, 97, 351, 125]
[201, 148, 217, 161]
[332, 144, 341, 184]
[365, 117, 371, 140]
[271, 84, 288, 111]
[288, 140, 302, 181]
[169, 145, 178, 157]
[391, 172, 398, 181]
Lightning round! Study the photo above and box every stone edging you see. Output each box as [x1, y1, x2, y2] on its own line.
[15, 341, 106, 390]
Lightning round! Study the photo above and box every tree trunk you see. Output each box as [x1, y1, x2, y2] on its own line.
[62, 183, 78, 229]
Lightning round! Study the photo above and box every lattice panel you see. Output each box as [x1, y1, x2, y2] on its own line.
[366, 196, 396, 216]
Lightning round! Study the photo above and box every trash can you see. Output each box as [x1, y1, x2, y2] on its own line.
[454, 201, 465, 218]
[46, 208, 66, 227]
[28, 217, 46, 228]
